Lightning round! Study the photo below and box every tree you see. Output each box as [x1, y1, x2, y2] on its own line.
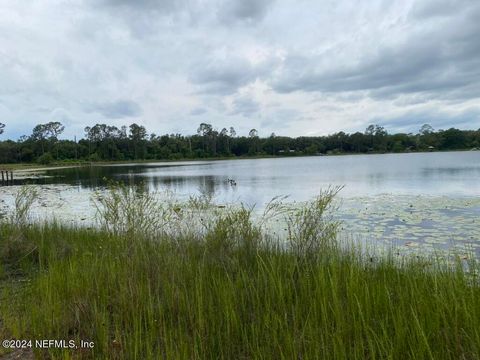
[84, 124, 122, 160]
[45, 121, 65, 140]
[374, 125, 387, 137]
[129, 123, 147, 142]
[32, 124, 48, 154]
[364, 124, 387, 151]
[365, 124, 375, 136]
[31, 122, 65, 156]
[441, 128, 466, 150]
[0, 122, 5, 135]
[418, 124, 436, 149]
[219, 128, 229, 154]
[197, 123, 217, 155]
[32, 124, 47, 141]
[419, 124, 434, 135]
[197, 123, 213, 137]
[45, 122, 65, 159]
[248, 129, 259, 155]
[1, 119, 477, 164]
[129, 123, 148, 159]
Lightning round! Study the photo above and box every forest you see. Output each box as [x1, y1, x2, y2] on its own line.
[0, 121, 479, 164]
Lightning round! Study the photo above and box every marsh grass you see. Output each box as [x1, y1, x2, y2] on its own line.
[0, 185, 479, 359]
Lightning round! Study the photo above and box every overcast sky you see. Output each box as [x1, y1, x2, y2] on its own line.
[1, 0, 480, 139]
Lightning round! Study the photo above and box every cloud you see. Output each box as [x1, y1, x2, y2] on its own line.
[94, 0, 186, 13]
[372, 107, 480, 133]
[260, 108, 299, 128]
[217, 0, 275, 23]
[271, 1, 480, 102]
[87, 100, 142, 119]
[231, 95, 260, 116]
[1, 0, 480, 139]
[96, 0, 275, 24]
[190, 107, 207, 116]
[189, 56, 260, 94]
[409, 0, 475, 19]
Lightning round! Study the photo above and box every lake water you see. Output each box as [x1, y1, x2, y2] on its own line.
[2, 151, 480, 256]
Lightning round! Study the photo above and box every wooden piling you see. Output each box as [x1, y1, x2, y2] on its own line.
[0, 170, 14, 186]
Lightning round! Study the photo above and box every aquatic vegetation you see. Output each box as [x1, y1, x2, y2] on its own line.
[11, 185, 38, 226]
[338, 195, 480, 258]
[0, 187, 479, 359]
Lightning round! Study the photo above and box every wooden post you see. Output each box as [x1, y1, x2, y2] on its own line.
[10, 171, 14, 184]
[1, 171, 4, 185]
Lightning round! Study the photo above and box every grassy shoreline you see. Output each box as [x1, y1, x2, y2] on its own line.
[0, 187, 479, 359]
[1, 148, 477, 172]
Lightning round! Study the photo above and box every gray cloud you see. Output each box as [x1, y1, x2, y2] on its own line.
[87, 100, 142, 119]
[95, 0, 185, 13]
[190, 56, 260, 94]
[372, 108, 480, 133]
[190, 107, 207, 116]
[1, 0, 480, 139]
[231, 96, 260, 116]
[272, 1, 480, 102]
[97, 0, 275, 23]
[217, 0, 275, 23]
[410, 0, 475, 19]
[260, 109, 299, 129]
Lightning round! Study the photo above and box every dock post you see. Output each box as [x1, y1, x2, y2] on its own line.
[1, 171, 4, 186]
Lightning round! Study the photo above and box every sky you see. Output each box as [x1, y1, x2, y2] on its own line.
[1, 0, 480, 140]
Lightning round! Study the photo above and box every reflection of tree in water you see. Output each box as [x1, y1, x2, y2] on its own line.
[145, 175, 231, 198]
[197, 176, 217, 199]
[15, 163, 232, 202]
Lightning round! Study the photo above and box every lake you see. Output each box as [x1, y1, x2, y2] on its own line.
[2, 151, 480, 256]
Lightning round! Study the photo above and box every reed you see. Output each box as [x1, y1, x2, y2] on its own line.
[0, 185, 478, 359]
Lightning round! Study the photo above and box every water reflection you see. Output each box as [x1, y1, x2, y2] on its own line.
[14, 151, 480, 205]
[4, 152, 480, 257]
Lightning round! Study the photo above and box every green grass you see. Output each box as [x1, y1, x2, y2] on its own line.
[0, 187, 479, 359]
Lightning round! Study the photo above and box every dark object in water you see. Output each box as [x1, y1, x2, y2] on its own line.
[0, 170, 14, 186]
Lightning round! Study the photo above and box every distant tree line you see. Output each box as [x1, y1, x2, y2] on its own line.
[0, 121, 479, 164]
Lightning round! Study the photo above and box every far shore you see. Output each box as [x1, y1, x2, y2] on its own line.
[1, 148, 478, 173]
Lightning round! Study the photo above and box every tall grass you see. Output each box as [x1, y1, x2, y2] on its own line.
[0, 185, 479, 359]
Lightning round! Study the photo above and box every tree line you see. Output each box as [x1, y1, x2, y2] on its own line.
[0, 121, 479, 164]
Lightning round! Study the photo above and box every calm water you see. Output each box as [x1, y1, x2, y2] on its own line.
[21, 151, 480, 204]
[2, 151, 480, 256]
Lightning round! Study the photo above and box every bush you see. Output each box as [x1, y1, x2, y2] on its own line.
[36, 152, 54, 165]
[88, 152, 101, 162]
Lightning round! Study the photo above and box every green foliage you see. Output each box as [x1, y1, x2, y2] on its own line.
[441, 128, 467, 149]
[36, 152, 54, 165]
[88, 152, 101, 162]
[0, 122, 479, 164]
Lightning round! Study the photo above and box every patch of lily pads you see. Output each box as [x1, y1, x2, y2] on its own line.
[2, 185, 479, 260]
[337, 194, 480, 258]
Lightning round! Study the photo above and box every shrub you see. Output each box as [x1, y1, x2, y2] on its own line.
[36, 152, 54, 165]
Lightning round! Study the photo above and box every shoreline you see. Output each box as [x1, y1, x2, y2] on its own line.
[1, 148, 478, 172]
